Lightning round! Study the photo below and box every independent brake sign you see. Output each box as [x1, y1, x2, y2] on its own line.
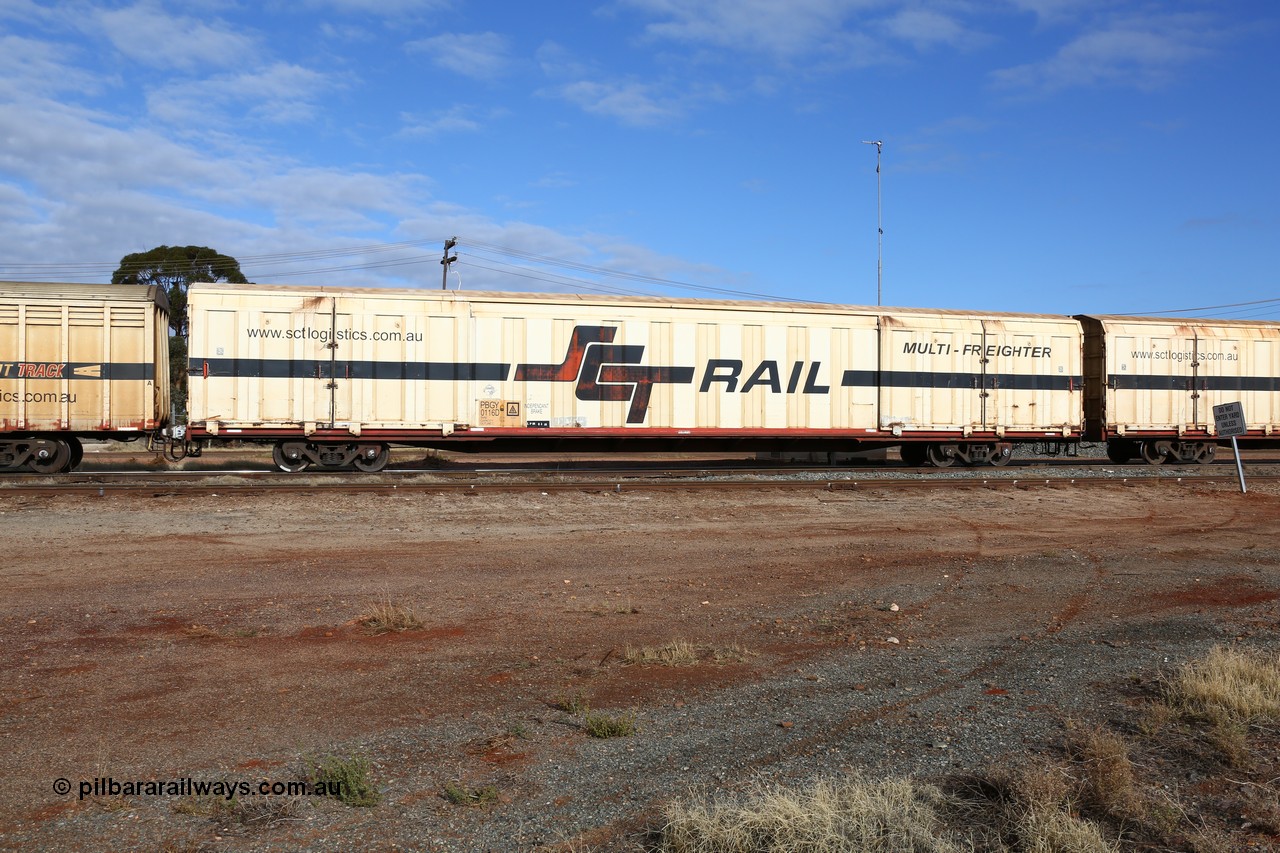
[1213, 402, 1246, 437]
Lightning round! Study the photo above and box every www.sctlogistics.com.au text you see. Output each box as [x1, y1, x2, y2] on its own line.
[62, 776, 346, 801]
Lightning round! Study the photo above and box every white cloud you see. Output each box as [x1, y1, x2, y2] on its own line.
[0, 35, 115, 99]
[0, 84, 694, 294]
[531, 172, 577, 189]
[96, 2, 258, 71]
[146, 63, 338, 126]
[310, 0, 450, 14]
[246, 168, 425, 231]
[406, 31, 510, 80]
[881, 7, 989, 51]
[1005, 0, 1104, 25]
[613, 0, 990, 78]
[535, 41, 589, 79]
[623, 0, 871, 59]
[397, 105, 486, 139]
[992, 14, 1216, 92]
[554, 79, 683, 127]
[0, 0, 68, 25]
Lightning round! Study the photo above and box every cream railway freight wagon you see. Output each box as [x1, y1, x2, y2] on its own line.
[187, 284, 1083, 472]
[0, 282, 171, 472]
[1078, 315, 1280, 464]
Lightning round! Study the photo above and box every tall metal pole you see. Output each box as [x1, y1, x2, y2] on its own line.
[440, 237, 458, 290]
[861, 140, 883, 306]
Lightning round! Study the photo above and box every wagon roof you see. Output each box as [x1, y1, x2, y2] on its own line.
[189, 282, 1077, 321]
[0, 280, 169, 311]
[1076, 313, 1280, 329]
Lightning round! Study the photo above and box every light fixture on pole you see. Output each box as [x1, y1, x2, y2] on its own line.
[861, 140, 883, 306]
[440, 237, 458, 290]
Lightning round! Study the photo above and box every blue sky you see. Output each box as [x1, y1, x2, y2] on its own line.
[2, 0, 1277, 318]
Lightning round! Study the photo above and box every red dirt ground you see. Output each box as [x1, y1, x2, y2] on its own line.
[1, 474, 1278, 849]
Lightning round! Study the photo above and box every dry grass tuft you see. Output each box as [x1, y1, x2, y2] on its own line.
[1015, 805, 1120, 853]
[711, 643, 755, 664]
[555, 691, 591, 716]
[661, 776, 968, 853]
[359, 594, 424, 635]
[623, 640, 755, 667]
[1159, 645, 1280, 767]
[583, 709, 636, 738]
[1067, 724, 1141, 818]
[1167, 645, 1280, 722]
[948, 765, 1120, 853]
[442, 781, 499, 807]
[173, 795, 305, 826]
[624, 640, 700, 666]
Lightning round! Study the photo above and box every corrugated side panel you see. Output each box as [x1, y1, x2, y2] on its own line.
[189, 284, 1102, 436]
[1099, 318, 1280, 434]
[1, 288, 162, 433]
[469, 299, 880, 431]
[189, 288, 470, 430]
[878, 313, 1082, 434]
[188, 286, 894, 432]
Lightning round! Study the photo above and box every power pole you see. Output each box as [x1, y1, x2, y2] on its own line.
[861, 140, 883, 306]
[440, 237, 458, 290]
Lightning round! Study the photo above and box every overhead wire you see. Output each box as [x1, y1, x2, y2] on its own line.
[1135, 296, 1280, 317]
[6, 236, 1271, 316]
[0, 236, 806, 303]
[461, 240, 798, 301]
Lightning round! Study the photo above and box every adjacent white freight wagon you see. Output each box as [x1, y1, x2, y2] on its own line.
[0, 282, 171, 472]
[1078, 315, 1280, 464]
[187, 284, 1083, 471]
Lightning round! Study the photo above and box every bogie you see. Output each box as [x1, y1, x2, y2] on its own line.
[273, 440, 390, 473]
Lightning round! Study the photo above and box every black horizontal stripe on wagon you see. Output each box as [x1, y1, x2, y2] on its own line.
[843, 370, 1082, 391]
[1108, 374, 1280, 392]
[0, 362, 155, 381]
[193, 358, 510, 382]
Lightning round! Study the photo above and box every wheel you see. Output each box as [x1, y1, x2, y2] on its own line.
[28, 439, 72, 474]
[352, 444, 390, 473]
[988, 443, 1012, 467]
[926, 443, 956, 468]
[272, 442, 310, 473]
[898, 443, 927, 467]
[1195, 443, 1217, 464]
[1139, 441, 1167, 466]
[67, 437, 84, 470]
[1105, 440, 1135, 464]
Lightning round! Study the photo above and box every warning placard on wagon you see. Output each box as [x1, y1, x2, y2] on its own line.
[478, 399, 521, 427]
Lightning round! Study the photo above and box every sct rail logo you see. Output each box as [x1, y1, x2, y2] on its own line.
[514, 326, 694, 424]
[512, 325, 835, 423]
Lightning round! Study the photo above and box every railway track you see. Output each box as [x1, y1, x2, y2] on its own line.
[0, 462, 1271, 496]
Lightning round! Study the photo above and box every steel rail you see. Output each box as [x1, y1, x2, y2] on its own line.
[8, 454, 1279, 483]
[1, 472, 1272, 497]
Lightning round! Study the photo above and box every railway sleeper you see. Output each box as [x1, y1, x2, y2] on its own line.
[272, 440, 390, 473]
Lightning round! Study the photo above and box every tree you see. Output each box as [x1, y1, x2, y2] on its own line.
[113, 245, 248, 422]
[112, 245, 247, 335]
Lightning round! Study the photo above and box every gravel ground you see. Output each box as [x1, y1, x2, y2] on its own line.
[1, 466, 1277, 851]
